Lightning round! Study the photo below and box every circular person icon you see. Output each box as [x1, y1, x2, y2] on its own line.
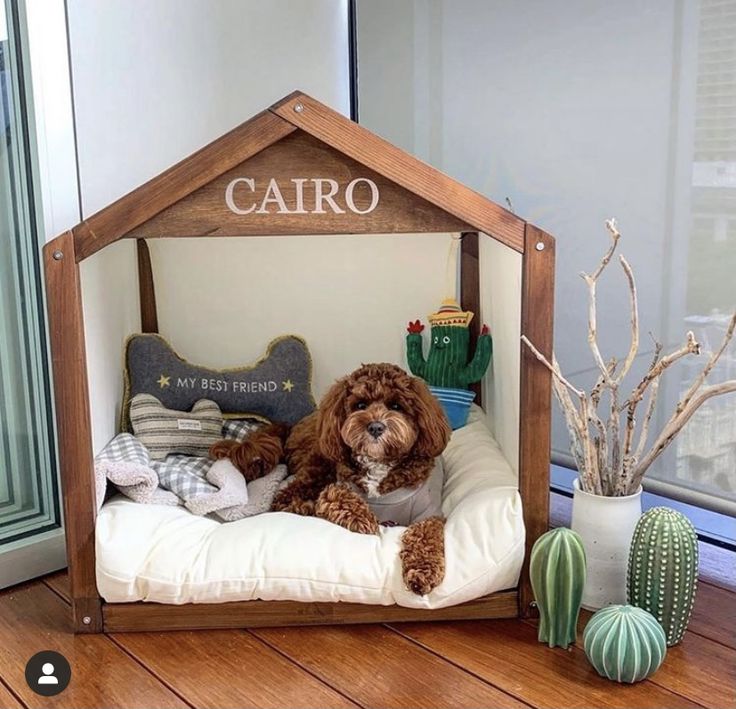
[25, 651, 71, 696]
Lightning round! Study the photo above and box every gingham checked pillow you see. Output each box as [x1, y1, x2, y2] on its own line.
[130, 393, 223, 461]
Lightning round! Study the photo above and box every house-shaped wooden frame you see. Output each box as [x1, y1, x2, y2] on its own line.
[43, 91, 554, 633]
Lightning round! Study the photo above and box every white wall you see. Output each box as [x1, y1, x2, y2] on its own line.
[357, 0, 697, 468]
[63, 0, 350, 450]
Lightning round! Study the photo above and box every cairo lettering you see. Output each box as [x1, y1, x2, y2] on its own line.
[224, 177, 380, 215]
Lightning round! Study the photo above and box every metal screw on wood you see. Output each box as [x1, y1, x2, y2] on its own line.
[294, 103, 304, 113]
[82, 616, 91, 625]
[52, 250, 64, 260]
[535, 242, 545, 252]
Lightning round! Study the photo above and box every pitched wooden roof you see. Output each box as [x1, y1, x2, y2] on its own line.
[72, 91, 526, 262]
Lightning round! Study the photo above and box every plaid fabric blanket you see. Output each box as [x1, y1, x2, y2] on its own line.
[94, 419, 287, 521]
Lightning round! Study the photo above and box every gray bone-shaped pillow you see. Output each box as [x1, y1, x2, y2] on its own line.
[121, 334, 316, 431]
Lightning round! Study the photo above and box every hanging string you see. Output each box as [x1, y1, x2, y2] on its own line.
[444, 234, 463, 300]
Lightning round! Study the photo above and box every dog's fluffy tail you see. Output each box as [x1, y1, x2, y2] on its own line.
[209, 422, 290, 481]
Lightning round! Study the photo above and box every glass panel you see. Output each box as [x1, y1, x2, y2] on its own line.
[0, 0, 59, 546]
[671, 0, 736, 504]
[355, 0, 736, 515]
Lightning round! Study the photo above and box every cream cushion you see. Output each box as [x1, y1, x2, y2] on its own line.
[96, 407, 525, 608]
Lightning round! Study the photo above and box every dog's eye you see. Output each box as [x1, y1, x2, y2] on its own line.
[389, 402, 402, 412]
[354, 401, 368, 411]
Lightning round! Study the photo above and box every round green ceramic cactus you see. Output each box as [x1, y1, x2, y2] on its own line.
[530, 528, 586, 649]
[406, 298, 492, 389]
[627, 506, 699, 646]
[583, 605, 667, 683]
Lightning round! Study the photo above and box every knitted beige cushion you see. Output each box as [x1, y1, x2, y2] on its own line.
[129, 394, 223, 461]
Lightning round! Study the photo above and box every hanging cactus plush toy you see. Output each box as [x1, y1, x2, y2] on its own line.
[406, 298, 492, 428]
[530, 528, 587, 649]
[627, 506, 699, 646]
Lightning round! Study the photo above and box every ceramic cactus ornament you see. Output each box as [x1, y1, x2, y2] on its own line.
[530, 528, 587, 649]
[627, 506, 699, 646]
[583, 605, 667, 683]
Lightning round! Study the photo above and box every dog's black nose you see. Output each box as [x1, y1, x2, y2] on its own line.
[367, 421, 386, 439]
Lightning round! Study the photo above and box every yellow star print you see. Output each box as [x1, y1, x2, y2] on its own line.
[157, 374, 171, 388]
[282, 379, 294, 392]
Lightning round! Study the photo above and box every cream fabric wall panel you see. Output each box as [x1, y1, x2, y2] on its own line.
[479, 235, 521, 473]
[148, 234, 453, 401]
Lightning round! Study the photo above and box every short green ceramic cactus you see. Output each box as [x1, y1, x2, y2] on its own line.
[584, 605, 667, 683]
[627, 506, 699, 646]
[530, 528, 587, 648]
[406, 298, 492, 389]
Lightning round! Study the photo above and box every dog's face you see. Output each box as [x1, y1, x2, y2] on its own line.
[317, 363, 451, 466]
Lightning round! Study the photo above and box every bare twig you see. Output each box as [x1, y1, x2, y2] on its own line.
[630, 380, 736, 493]
[677, 312, 736, 415]
[615, 255, 639, 384]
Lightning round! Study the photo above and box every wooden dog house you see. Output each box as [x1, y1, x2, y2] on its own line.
[43, 91, 554, 633]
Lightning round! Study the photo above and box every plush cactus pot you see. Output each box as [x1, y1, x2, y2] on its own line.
[428, 386, 476, 429]
[627, 507, 699, 646]
[583, 605, 667, 683]
[530, 528, 586, 649]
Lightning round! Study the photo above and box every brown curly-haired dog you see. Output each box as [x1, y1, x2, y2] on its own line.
[267, 363, 451, 595]
[210, 363, 451, 594]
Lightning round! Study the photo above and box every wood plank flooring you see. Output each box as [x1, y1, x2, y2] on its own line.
[0, 560, 732, 709]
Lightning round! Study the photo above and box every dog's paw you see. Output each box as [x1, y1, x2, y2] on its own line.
[402, 561, 445, 596]
[271, 491, 315, 516]
[400, 516, 446, 595]
[315, 483, 380, 535]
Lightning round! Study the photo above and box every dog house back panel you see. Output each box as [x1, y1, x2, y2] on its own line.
[147, 233, 452, 399]
[80, 240, 141, 452]
[479, 235, 522, 474]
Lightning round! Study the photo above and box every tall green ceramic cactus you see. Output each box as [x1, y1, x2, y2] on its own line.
[627, 507, 699, 646]
[530, 528, 587, 648]
[406, 298, 492, 389]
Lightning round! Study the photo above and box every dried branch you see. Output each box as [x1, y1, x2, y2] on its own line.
[521, 335, 601, 493]
[633, 378, 660, 461]
[615, 255, 639, 384]
[676, 312, 736, 416]
[630, 380, 736, 493]
[521, 335, 584, 398]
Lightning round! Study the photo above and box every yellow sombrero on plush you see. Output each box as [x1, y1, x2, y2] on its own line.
[428, 298, 474, 328]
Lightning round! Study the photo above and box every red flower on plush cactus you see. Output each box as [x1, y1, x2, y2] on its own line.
[481, 324, 490, 336]
[407, 320, 425, 334]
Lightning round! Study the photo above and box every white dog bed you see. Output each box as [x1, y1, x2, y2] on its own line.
[96, 407, 525, 608]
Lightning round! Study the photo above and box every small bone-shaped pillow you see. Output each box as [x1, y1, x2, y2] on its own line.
[122, 334, 316, 432]
[129, 394, 223, 461]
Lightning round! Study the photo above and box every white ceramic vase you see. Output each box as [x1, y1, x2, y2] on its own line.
[571, 478, 643, 610]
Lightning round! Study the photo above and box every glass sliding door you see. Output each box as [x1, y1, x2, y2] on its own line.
[0, 0, 64, 587]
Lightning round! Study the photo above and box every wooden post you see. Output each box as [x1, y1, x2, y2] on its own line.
[137, 239, 158, 333]
[44, 232, 102, 633]
[460, 231, 482, 406]
[518, 224, 555, 617]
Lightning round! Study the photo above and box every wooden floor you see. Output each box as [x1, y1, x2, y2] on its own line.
[0, 501, 734, 708]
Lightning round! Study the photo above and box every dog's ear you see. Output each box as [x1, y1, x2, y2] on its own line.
[409, 377, 452, 458]
[316, 377, 349, 462]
